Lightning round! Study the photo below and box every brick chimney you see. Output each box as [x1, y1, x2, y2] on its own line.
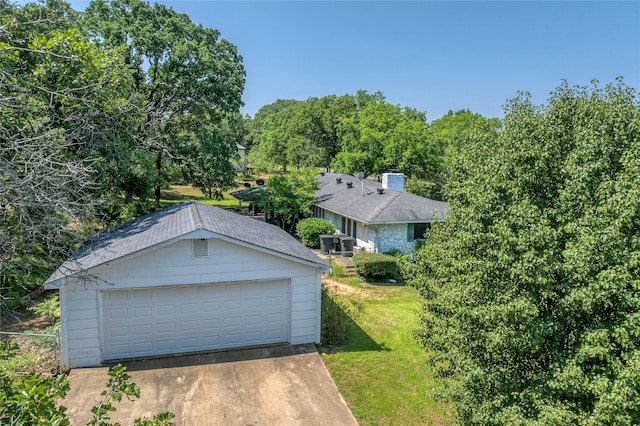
[381, 172, 404, 192]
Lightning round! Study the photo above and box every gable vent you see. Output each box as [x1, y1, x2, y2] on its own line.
[192, 239, 209, 258]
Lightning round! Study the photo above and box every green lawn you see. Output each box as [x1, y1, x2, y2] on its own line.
[321, 278, 454, 425]
[160, 185, 247, 208]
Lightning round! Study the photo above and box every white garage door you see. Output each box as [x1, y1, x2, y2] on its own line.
[100, 280, 289, 361]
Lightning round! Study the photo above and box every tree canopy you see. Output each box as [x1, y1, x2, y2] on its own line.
[404, 79, 640, 424]
[247, 92, 498, 201]
[83, 0, 245, 202]
[258, 168, 318, 234]
[0, 0, 138, 304]
[1, 0, 245, 308]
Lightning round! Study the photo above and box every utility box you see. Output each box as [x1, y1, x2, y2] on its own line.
[320, 235, 336, 254]
[339, 237, 355, 257]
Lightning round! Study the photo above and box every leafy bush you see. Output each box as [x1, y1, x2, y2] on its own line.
[296, 218, 335, 248]
[1, 342, 175, 425]
[383, 248, 403, 257]
[321, 287, 361, 346]
[28, 294, 60, 326]
[102, 200, 159, 226]
[414, 239, 427, 252]
[353, 253, 398, 280]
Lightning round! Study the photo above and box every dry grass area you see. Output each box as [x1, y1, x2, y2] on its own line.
[323, 277, 388, 301]
[1, 294, 61, 376]
[1, 332, 60, 376]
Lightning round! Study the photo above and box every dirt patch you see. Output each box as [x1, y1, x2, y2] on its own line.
[2, 314, 51, 333]
[322, 277, 387, 301]
[1, 298, 61, 376]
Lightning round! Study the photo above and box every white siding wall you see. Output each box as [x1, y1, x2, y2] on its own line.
[355, 224, 373, 252]
[60, 238, 321, 369]
[323, 211, 341, 232]
[323, 211, 371, 252]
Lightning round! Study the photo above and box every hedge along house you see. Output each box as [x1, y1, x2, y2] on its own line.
[45, 201, 329, 370]
[312, 172, 448, 254]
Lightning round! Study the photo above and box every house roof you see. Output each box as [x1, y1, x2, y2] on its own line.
[45, 201, 328, 287]
[229, 186, 267, 203]
[314, 173, 448, 224]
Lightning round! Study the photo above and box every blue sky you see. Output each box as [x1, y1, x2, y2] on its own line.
[67, 1, 640, 121]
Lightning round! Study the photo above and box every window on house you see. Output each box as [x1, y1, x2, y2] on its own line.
[312, 205, 325, 218]
[341, 217, 357, 239]
[407, 223, 431, 242]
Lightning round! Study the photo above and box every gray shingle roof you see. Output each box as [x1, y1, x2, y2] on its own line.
[45, 201, 327, 286]
[314, 173, 448, 223]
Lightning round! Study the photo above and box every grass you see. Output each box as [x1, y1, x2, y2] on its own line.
[1, 294, 61, 377]
[320, 278, 454, 425]
[160, 185, 246, 208]
[159, 173, 272, 209]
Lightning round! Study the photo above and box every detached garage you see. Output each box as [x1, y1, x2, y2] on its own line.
[45, 201, 329, 370]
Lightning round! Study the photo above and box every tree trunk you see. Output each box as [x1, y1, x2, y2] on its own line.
[124, 190, 134, 204]
[154, 151, 163, 204]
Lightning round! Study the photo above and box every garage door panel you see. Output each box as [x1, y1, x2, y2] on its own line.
[101, 281, 289, 361]
[132, 306, 152, 318]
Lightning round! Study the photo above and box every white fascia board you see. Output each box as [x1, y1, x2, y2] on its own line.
[367, 219, 439, 225]
[315, 206, 370, 225]
[213, 235, 331, 273]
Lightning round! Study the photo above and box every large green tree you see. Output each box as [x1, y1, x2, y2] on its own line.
[405, 80, 640, 424]
[332, 100, 441, 180]
[0, 0, 137, 305]
[248, 91, 382, 173]
[258, 168, 318, 233]
[430, 109, 502, 166]
[83, 0, 245, 202]
[285, 94, 358, 170]
[404, 109, 501, 200]
[250, 99, 302, 172]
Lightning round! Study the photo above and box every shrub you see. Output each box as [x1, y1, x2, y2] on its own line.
[353, 253, 398, 280]
[296, 218, 335, 248]
[383, 248, 403, 257]
[28, 294, 60, 326]
[321, 287, 361, 346]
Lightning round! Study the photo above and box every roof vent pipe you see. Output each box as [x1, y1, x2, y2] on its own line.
[377, 188, 385, 195]
[336, 177, 342, 184]
[346, 182, 353, 188]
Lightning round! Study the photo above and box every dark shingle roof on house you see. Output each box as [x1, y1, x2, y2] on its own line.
[314, 173, 448, 224]
[45, 201, 327, 286]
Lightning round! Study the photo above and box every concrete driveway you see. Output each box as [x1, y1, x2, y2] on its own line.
[64, 344, 357, 425]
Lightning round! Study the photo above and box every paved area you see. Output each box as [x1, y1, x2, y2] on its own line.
[64, 344, 357, 426]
